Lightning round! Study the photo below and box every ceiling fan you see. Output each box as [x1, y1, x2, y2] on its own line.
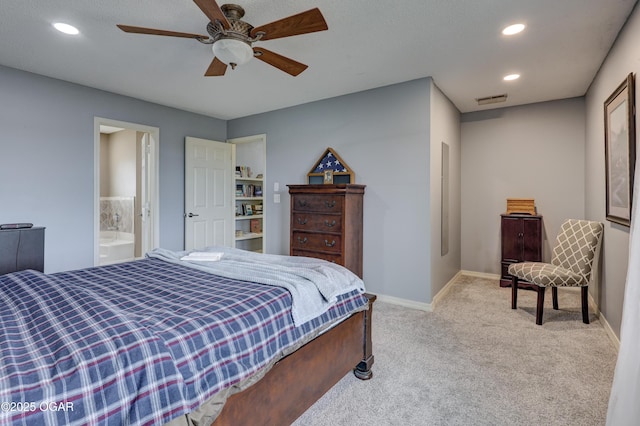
[117, 0, 328, 77]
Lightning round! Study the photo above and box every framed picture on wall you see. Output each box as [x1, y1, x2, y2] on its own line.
[604, 72, 636, 227]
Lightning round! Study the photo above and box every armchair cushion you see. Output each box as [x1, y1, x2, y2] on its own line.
[508, 262, 585, 287]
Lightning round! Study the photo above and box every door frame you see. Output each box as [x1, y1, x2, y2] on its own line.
[93, 117, 160, 266]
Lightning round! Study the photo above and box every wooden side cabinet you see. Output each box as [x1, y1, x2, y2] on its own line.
[0, 227, 45, 275]
[500, 215, 542, 287]
[288, 184, 365, 278]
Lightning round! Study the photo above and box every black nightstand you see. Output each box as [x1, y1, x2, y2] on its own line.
[0, 227, 45, 274]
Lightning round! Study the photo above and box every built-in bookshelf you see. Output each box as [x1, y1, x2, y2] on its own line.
[231, 135, 266, 253]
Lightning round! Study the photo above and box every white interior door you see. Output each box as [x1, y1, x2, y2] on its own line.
[184, 137, 233, 250]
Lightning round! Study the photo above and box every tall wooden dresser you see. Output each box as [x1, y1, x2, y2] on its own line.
[288, 184, 365, 278]
[500, 214, 543, 287]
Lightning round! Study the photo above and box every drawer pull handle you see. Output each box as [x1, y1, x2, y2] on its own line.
[297, 236, 308, 244]
[324, 220, 336, 227]
[324, 200, 336, 208]
[298, 200, 308, 207]
[324, 240, 336, 247]
[297, 217, 308, 225]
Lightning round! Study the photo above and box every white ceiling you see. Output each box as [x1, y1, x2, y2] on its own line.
[0, 0, 636, 120]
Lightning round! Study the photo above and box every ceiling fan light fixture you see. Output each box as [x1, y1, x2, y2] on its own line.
[212, 38, 253, 68]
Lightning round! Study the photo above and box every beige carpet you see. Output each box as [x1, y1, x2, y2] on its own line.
[293, 275, 618, 426]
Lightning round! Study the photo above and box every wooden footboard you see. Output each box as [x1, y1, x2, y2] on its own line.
[212, 294, 376, 426]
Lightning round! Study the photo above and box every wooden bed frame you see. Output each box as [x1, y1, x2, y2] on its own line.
[211, 294, 376, 425]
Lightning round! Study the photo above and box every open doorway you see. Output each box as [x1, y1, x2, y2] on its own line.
[93, 118, 159, 266]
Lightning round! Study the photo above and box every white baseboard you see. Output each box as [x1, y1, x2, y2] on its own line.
[370, 271, 464, 312]
[599, 314, 620, 351]
[432, 271, 463, 308]
[372, 293, 433, 312]
[461, 270, 500, 280]
[591, 295, 620, 351]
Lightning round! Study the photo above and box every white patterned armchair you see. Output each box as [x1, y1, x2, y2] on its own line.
[508, 219, 603, 325]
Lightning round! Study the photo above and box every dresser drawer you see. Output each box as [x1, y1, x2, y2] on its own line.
[291, 231, 342, 253]
[292, 213, 343, 233]
[291, 249, 343, 265]
[291, 195, 343, 213]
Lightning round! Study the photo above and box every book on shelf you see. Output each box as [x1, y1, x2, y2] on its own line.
[236, 165, 251, 178]
[250, 218, 262, 234]
[235, 184, 261, 197]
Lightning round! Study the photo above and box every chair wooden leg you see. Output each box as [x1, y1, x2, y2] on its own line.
[581, 287, 590, 324]
[552, 287, 558, 310]
[511, 276, 518, 309]
[535, 286, 546, 325]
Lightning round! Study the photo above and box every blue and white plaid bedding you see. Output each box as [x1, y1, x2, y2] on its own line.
[0, 257, 368, 425]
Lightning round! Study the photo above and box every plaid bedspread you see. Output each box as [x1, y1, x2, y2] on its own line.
[0, 258, 368, 425]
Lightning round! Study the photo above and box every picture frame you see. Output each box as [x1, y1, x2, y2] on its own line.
[604, 73, 636, 227]
[323, 170, 334, 184]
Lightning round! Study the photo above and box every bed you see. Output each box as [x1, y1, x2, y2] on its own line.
[0, 247, 375, 425]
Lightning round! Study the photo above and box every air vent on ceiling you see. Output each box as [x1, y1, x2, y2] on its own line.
[476, 94, 508, 105]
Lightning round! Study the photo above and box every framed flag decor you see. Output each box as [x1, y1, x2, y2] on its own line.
[307, 147, 355, 184]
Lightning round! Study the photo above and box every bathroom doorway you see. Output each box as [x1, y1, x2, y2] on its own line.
[94, 118, 159, 266]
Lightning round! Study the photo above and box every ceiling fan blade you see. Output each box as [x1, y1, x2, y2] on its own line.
[250, 8, 328, 41]
[205, 57, 227, 76]
[253, 47, 308, 76]
[117, 24, 209, 40]
[193, 0, 230, 29]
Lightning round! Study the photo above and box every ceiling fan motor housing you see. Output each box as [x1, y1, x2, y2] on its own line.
[207, 4, 255, 67]
[206, 4, 254, 43]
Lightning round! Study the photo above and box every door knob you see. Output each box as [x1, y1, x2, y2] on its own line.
[186, 212, 199, 218]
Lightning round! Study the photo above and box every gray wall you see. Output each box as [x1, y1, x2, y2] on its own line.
[229, 78, 461, 303]
[0, 65, 226, 273]
[460, 98, 586, 273]
[430, 82, 462, 296]
[102, 129, 137, 197]
[584, 2, 640, 337]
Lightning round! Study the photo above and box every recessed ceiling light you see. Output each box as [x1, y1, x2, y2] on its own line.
[53, 22, 79, 35]
[503, 74, 520, 81]
[502, 23, 525, 36]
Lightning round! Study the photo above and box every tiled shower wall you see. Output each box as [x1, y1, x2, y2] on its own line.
[100, 196, 134, 233]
